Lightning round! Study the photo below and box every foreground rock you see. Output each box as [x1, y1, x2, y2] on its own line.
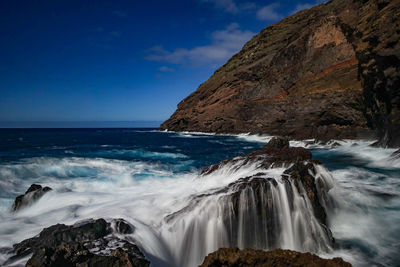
[200, 248, 351, 267]
[5, 218, 149, 267]
[201, 137, 330, 227]
[12, 184, 52, 212]
[164, 138, 335, 265]
[161, 0, 400, 146]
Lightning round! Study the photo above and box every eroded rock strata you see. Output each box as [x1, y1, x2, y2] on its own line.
[161, 0, 400, 146]
[200, 248, 352, 267]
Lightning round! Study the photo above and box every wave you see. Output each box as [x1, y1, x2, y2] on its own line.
[94, 149, 188, 160]
[0, 153, 338, 267]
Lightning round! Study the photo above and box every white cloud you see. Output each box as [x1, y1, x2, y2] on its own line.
[256, 3, 281, 21]
[158, 66, 175, 72]
[201, 0, 239, 13]
[290, 1, 327, 15]
[145, 23, 254, 66]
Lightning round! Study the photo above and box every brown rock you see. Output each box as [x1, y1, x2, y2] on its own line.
[200, 248, 352, 267]
[161, 0, 400, 146]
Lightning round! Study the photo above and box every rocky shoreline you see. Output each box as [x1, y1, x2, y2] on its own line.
[3, 138, 353, 266]
[160, 0, 400, 147]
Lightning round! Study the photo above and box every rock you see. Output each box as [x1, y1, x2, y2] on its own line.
[111, 218, 134, 234]
[5, 218, 149, 267]
[264, 137, 289, 149]
[283, 162, 327, 224]
[12, 184, 52, 212]
[200, 248, 352, 267]
[201, 137, 312, 175]
[160, 0, 400, 146]
[391, 149, 400, 158]
[167, 139, 334, 255]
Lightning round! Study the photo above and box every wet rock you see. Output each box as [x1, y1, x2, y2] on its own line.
[12, 184, 52, 212]
[6, 218, 149, 267]
[264, 137, 289, 149]
[201, 137, 312, 175]
[283, 162, 327, 224]
[112, 218, 134, 234]
[392, 149, 400, 158]
[169, 139, 334, 255]
[200, 248, 352, 267]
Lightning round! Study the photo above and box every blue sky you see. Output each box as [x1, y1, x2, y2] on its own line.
[0, 0, 322, 126]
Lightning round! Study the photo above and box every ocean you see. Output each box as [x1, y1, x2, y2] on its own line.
[0, 128, 399, 266]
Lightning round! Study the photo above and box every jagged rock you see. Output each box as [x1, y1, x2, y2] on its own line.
[166, 138, 334, 256]
[112, 218, 135, 234]
[200, 248, 352, 267]
[391, 149, 400, 158]
[161, 0, 400, 146]
[264, 137, 289, 149]
[5, 218, 149, 267]
[201, 137, 312, 175]
[283, 162, 327, 224]
[12, 184, 52, 212]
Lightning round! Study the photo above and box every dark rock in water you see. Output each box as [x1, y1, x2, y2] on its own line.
[200, 248, 352, 267]
[6, 218, 149, 267]
[12, 184, 52, 212]
[392, 149, 400, 158]
[167, 139, 334, 261]
[283, 162, 327, 224]
[160, 0, 400, 147]
[112, 218, 135, 234]
[264, 137, 289, 149]
[201, 137, 312, 175]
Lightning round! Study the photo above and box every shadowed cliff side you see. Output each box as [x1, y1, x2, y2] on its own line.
[161, 0, 400, 146]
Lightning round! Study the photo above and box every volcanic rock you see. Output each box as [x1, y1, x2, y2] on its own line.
[5, 218, 149, 267]
[12, 184, 52, 212]
[201, 137, 312, 175]
[161, 0, 400, 146]
[165, 137, 334, 255]
[200, 247, 352, 267]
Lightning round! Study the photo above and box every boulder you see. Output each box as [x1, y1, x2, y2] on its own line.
[5, 218, 149, 267]
[12, 184, 52, 212]
[201, 137, 313, 175]
[200, 248, 352, 267]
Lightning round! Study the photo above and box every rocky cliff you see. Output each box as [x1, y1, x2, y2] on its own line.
[161, 0, 400, 146]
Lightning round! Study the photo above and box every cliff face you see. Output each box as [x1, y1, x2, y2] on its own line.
[161, 0, 400, 145]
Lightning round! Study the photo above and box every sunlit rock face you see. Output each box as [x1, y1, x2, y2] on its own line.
[161, 0, 400, 146]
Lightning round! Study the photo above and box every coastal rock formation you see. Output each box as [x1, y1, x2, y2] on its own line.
[161, 0, 400, 146]
[200, 248, 352, 267]
[201, 138, 330, 226]
[12, 184, 52, 212]
[5, 218, 149, 267]
[164, 138, 335, 266]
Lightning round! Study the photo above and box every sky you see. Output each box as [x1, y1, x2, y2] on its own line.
[0, 0, 323, 127]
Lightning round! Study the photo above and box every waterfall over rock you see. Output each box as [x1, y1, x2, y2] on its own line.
[159, 138, 336, 266]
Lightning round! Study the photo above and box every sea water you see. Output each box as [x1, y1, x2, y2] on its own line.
[0, 129, 399, 266]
